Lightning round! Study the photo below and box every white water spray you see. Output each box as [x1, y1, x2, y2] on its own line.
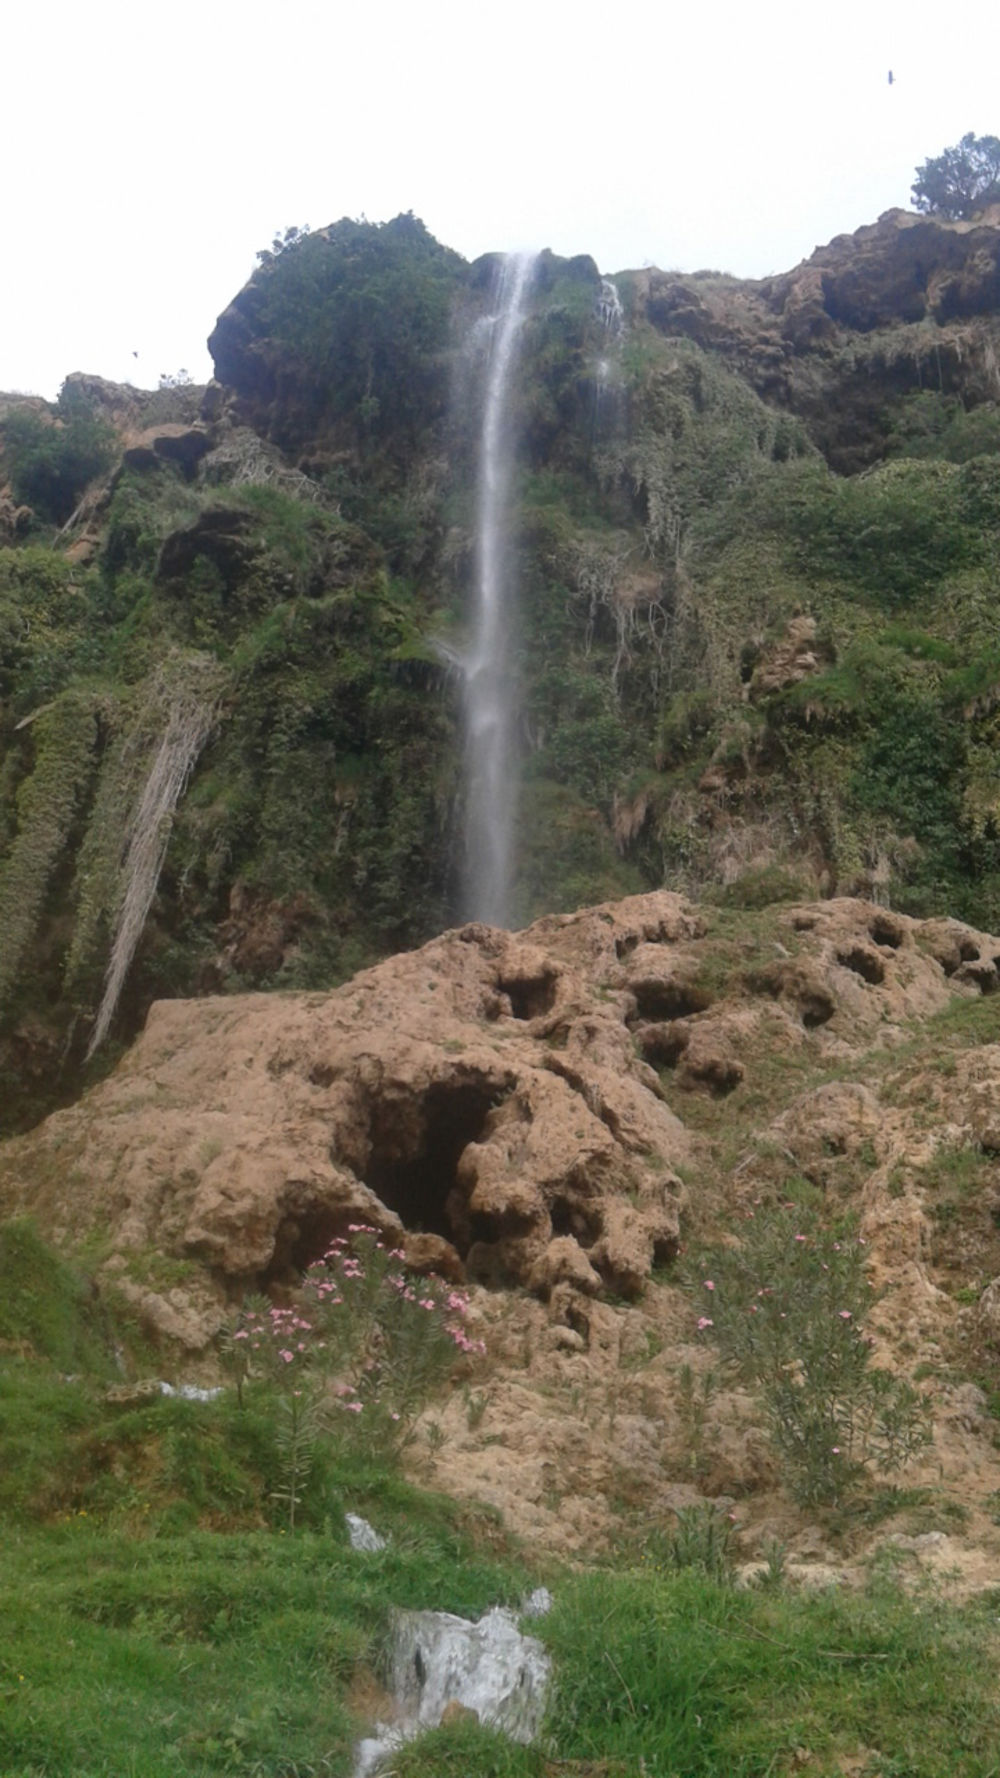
[597, 276, 624, 337]
[462, 252, 536, 927]
[593, 276, 625, 436]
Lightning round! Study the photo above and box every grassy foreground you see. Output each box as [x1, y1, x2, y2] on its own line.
[6, 1518, 1000, 1778]
[4, 1219, 1000, 1776]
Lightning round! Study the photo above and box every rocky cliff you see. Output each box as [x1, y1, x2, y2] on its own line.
[5, 208, 1000, 1127]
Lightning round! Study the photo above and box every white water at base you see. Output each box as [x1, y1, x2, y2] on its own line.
[462, 252, 537, 927]
[354, 1604, 551, 1777]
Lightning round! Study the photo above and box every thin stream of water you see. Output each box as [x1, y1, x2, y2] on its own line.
[462, 251, 537, 927]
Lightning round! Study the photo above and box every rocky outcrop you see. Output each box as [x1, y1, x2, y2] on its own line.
[764, 207, 1000, 333]
[3, 889, 999, 1351]
[629, 208, 1000, 471]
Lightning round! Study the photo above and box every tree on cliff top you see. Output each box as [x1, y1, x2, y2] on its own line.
[912, 133, 1000, 220]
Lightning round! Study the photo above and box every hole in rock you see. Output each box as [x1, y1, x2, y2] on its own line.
[550, 1196, 603, 1244]
[468, 1206, 537, 1246]
[363, 1075, 509, 1247]
[497, 970, 558, 1020]
[267, 1205, 355, 1281]
[615, 934, 639, 960]
[466, 1207, 540, 1287]
[309, 1062, 335, 1088]
[959, 937, 981, 961]
[680, 1055, 744, 1097]
[637, 1023, 690, 1067]
[631, 978, 711, 1022]
[801, 990, 836, 1029]
[836, 946, 885, 986]
[956, 959, 999, 995]
[870, 914, 903, 950]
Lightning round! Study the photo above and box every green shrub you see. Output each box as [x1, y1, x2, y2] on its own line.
[694, 1207, 931, 1506]
[223, 1229, 485, 1527]
[2, 389, 116, 524]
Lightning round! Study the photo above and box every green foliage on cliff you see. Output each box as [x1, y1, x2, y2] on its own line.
[239, 212, 465, 453]
[912, 131, 1000, 220]
[2, 386, 116, 524]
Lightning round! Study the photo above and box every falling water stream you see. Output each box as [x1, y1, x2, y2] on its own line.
[462, 252, 537, 927]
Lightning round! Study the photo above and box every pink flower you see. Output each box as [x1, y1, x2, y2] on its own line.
[279, 1350, 294, 1363]
[703, 1280, 715, 1292]
[697, 1316, 714, 1331]
[794, 1234, 807, 1243]
[346, 1401, 362, 1413]
[838, 1310, 852, 1320]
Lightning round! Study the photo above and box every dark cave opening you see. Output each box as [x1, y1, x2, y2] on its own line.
[836, 946, 886, 986]
[363, 1077, 503, 1247]
[549, 1194, 603, 1244]
[630, 978, 712, 1022]
[497, 970, 558, 1020]
[268, 1205, 354, 1280]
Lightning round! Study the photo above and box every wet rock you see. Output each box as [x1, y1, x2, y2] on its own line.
[346, 1513, 388, 1552]
[355, 1604, 550, 1776]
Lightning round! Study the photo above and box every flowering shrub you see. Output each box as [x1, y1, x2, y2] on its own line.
[222, 1227, 484, 1525]
[694, 1208, 931, 1507]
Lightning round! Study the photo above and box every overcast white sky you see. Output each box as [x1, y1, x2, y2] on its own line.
[4, 0, 999, 398]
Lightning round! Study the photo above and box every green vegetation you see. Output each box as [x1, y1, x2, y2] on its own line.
[2, 1215, 999, 1778]
[2, 384, 116, 524]
[694, 1208, 931, 1506]
[7, 217, 1000, 1121]
[912, 131, 1000, 220]
[230, 212, 465, 458]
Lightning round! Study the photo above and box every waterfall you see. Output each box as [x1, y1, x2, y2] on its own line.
[461, 251, 536, 928]
[594, 276, 625, 436]
[597, 276, 624, 337]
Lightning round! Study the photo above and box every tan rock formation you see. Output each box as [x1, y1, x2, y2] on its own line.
[6, 887, 1000, 1568]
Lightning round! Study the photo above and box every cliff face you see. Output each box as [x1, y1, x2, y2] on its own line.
[4, 208, 1000, 1126]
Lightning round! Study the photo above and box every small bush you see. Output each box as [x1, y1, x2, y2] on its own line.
[2, 391, 115, 524]
[223, 1228, 485, 1526]
[644, 1503, 737, 1583]
[693, 1207, 931, 1506]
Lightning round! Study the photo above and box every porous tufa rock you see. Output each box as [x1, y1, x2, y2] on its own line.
[5, 891, 1000, 1348]
[529, 1237, 602, 1299]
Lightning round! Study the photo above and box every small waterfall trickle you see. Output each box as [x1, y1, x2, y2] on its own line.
[597, 276, 624, 337]
[461, 251, 536, 927]
[594, 276, 625, 438]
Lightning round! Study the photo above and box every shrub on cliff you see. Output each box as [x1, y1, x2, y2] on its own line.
[1, 384, 115, 525]
[912, 132, 1000, 220]
[229, 213, 464, 454]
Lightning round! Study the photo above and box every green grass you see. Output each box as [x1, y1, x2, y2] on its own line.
[535, 1566, 1000, 1777]
[7, 1528, 1000, 1777]
[2, 1518, 528, 1778]
[6, 1220, 1000, 1776]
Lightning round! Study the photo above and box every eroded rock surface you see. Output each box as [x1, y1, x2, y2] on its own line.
[7, 888, 1000, 1574]
[3, 891, 998, 1359]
